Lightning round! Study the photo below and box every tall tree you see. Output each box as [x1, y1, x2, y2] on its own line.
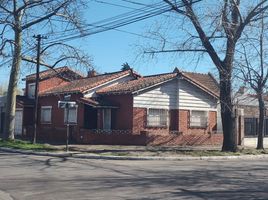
[144, 0, 268, 151]
[0, 0, 87, 140]
[236, 14, 268, 149]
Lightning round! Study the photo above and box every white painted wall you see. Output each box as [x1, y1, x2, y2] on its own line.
[244, 137, 268, 148]
[133, 78, 217, 110]
[84, 75, 134, 98]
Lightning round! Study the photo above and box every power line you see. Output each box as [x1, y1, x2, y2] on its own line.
[43, 0, 202, 45]
[44, 4, 172, 44]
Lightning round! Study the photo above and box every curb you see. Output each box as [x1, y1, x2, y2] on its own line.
[1, 147, 268, 161]
[0, 147, 72, 157]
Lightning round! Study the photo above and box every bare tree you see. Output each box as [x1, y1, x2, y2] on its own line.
[236, 15, 268, 149]
[143, 0, 268, 151]
[0, 0, 88, 140]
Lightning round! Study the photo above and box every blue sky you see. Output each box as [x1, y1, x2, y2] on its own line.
[0, 0, 215, 89]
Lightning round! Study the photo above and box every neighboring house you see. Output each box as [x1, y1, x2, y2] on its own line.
[13, 66, 84, 137]
[235, 87, 268, 146]
[15, 66, 223, 145]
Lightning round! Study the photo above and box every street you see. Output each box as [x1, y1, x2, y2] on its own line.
[0, 152, 268, 200]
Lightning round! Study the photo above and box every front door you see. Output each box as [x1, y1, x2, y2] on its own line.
[103, 109, 111, 130]
[15, 109, 23, 135]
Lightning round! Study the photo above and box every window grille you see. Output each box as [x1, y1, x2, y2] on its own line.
[147, 108, 169, 127]
[190, 110, 208, 128]
[64, 106, 78, 124]
[41, 106, 52, 123]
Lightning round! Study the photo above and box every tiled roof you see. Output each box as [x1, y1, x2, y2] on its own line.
[24, 66, 84, 81]
[97, 72, 177, 95]
[16, 95, 35, 107]
[40, 69, 136, 95]
[97, 69, 220, 97]
[181, 71, 219, 97]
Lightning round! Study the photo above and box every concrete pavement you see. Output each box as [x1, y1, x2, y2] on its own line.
[0, 151, 268, 199]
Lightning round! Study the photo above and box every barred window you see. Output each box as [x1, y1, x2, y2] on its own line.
[41, 106, 52, 124]
[190, 110, 207, 128]
[244, 118, 257, 136]
[64, 106, 78, 124]
[147, 108, 169, 127]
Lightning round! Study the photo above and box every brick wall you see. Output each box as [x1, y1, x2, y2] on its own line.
[77, 129, 223, 146]
[239, 105, 268, 118]
[133, 108, 146, 134]
[132, 108, 218, 135]
[25, 77, 68, 97]
[102, 94, 133, 130]
[34, 93, 84, 142]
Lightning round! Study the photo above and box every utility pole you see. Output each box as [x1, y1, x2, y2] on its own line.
[33, 34, 46, 144]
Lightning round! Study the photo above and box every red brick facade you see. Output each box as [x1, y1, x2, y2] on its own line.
[20, 68, 222, 146]
[132, 108, 217, 135]
[25, 77, 68, 97]
[76, 129, 222, 146]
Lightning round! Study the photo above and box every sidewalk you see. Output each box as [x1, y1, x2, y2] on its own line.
[1, 145, 268, 161]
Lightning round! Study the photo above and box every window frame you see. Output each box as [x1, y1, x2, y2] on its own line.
[40, 106, 52, 124]
[146, 108, 169, 128]
[27, 83, 36, 99]
[244, 117, 258, 137]
[64, 105, 78, 124]
[189, 110, 208, 128]
[102, 108, 112, 130]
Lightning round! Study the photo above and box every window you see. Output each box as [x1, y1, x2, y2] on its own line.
[147, 108, 169, 127]
[244, 118, 257, 136]
[41, 106, 52, 124]
[103, 109, 111, 130]
[64, 106, 78, 124]
[190, 110, 208, 128]
[28, 83, 36, 99]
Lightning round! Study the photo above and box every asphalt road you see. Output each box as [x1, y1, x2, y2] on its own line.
[0, 152, 268, 200]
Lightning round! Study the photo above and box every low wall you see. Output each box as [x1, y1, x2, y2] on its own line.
[243, 137, 268, 148]
[77, 129, 223, 146]
[77, 129, 146, 145]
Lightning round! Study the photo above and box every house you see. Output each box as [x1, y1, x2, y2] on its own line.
[10, 66, 84, 137]
[235, 87, 268, 147]
[14, 66, 223, 146]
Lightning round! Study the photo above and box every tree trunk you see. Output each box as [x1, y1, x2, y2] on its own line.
[3, 28, 22, 140]
[257, 93, 265, 149]
[220, 72, 237, 152]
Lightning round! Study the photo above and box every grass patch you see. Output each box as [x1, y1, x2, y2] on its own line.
[91, 149, 268, 157]
[0, 139, 56, 152]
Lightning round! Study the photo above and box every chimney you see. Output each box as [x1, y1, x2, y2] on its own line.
[238, 86, 247, 94]
[87, 70, 97, 78]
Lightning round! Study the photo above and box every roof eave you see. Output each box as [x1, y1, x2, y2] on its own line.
[181, 74, 219, 99]
[132, 77, 177, 95]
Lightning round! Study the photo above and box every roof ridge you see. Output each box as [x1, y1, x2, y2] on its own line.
[64, 66, 85, 78]
[143, 72, 176, 78]
[82, 69, 131, 79]
[181, 70, 209, 76]
[26, 66, 67, 77]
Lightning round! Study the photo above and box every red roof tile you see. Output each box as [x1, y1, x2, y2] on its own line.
[97, 72, 178, 95]
[24, 66, 84, 81]
[40, 69, 136, 95]
[97, 70, 219, 97]
[181, 71, 219, 97]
